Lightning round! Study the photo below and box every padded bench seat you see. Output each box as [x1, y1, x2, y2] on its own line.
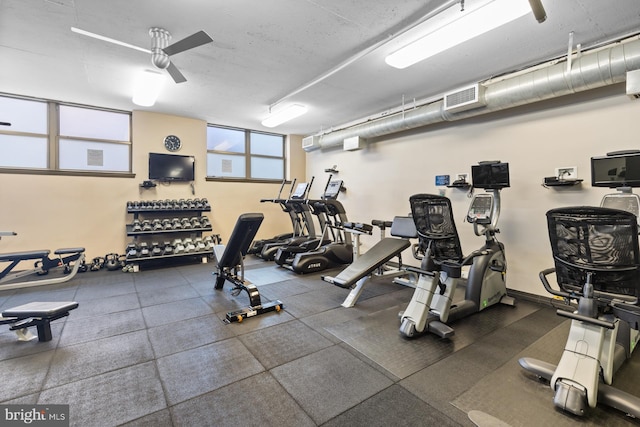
[1, 301, 78, 342]
[54, 247, 85, 255]
[0, 250, 50, 262]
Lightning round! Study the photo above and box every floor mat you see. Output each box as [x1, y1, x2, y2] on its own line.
[244, 266, 294, 286]
[452, 320, 640, 427]
[325, 301, 538, 379]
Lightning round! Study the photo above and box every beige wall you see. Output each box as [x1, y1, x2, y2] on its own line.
[0, 111, 304, 264]
[2, 84, 637, 297]
[305, 83, 640, 297]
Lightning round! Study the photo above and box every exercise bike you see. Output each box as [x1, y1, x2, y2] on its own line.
[519, 205, 640, 418]
[399, 161, 515, 338]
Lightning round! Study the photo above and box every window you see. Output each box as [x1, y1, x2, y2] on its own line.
[0, 96, 48, 169]
[58, 105, 131, 172]
[0, 94, 132, 175]
[207, 125, 284, 181]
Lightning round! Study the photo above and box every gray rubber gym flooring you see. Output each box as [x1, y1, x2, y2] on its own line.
[0, 258, 638, 426]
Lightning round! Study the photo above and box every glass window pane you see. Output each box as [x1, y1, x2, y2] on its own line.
[0, 96, 47, 134]
[59, 105, 130, 141]
[251, 157, 283, 180]
[207, 126, 245, 153]
[59, 139, 130, 172]
[0, 135, 47, 168]
[251, 132, 283, 156]
[207, 153, 245, 178]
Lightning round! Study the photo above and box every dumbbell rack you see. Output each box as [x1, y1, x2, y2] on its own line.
[125, 199, 219, 270]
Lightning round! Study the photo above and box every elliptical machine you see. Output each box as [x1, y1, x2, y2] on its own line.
[257, 178, 317, 261]
[399, 161, 515, 339]
[274, 177, 342, 267]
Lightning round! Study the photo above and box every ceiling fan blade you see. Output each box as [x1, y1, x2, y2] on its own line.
[71, 27, 151, 53]
[163, 30, 213, 56]
[166, 62, 187, 84]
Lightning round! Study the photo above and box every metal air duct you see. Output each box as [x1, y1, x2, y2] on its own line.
[305, 37, 640, 152]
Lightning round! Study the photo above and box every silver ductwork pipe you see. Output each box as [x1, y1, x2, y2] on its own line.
[307, 37, 640, 151]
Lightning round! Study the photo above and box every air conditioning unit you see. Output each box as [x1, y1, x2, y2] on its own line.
[626, 69, 640, 99]
[343, 136, 364, 151]
[443, 83, 486, 113]
[302, 135, 321, 151]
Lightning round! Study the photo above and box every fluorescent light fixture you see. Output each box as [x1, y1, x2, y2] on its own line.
[385, 0, 531, 69]
[261, 104, 308, 127]
[132, 70, 165, 107]
[71, 27, 151, 53]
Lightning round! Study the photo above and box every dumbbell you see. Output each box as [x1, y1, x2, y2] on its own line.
[151, 242, 162, 257]
[139, 242, 150, 257]
[126, 243, 139, 258]
[194, 237, 206, 251]
[183, 238, 196, 252]
[173, 238, 185, 254]
[181, 218, 192, 229]
[163, 241, 174, 256]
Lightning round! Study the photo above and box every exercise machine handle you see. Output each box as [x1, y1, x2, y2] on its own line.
[556, 308, 616, 329]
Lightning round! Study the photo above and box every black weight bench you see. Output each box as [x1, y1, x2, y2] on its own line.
[322, 216, 417, 307]
[0, 301, 78, 342]
[0, 247, 85, 290]
[213, 213, 284, 323]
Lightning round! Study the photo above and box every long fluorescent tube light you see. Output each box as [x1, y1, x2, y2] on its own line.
[132, 70, 165, 107]
[71, 27, 151, 53]
[385, 0, 531, 69]
[261, 104, 308, 128]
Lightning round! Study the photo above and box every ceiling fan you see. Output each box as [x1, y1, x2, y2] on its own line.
[71, 27, 213, 83]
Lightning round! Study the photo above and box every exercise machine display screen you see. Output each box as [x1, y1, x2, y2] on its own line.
[324, 180, 343, 199]
[591, 152, 640, 188]
[291, 183, 309, 199]
[467, 194, 493, 224]
[471, 162, 510, 189]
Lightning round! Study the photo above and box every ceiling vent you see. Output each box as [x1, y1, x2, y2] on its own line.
[302, 135, 321, 151]
[443, 83, 486, 113]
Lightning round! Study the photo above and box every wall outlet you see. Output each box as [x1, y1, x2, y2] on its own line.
[555, 166, 578, 180]
[455, 173, 469, 183]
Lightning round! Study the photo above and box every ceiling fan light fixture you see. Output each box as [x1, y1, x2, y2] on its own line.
[385, 0, 531, 69]
[261, 104, 308, 127]
[132, 70, 165, 107]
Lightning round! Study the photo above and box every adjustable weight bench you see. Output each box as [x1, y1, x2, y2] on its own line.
[213, 213, 284, 323]
[322, 216, 417, 307]
[0, 301, 78, 342]
[0, 247, 86, 290]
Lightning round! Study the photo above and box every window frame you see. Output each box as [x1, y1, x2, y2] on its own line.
[0, 93, 134, 178]
[206, 124, 286, 183]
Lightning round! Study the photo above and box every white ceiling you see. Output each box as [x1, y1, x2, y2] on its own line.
[1, 0, 639, 136]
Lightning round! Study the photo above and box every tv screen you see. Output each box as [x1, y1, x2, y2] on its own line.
[149, 153, 195, 181]
[471, 162, 510, 189]
[591, 152, 640, 188]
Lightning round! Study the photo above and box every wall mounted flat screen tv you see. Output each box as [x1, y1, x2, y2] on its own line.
[471, 162, 510, 189]
[149, 153, 195, 181]
[591, 152, 640, 188]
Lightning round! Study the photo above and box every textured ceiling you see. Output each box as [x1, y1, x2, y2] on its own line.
[1, 0, 639, 136]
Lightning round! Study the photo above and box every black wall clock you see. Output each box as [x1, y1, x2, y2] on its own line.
[164, 135, 181, 151]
